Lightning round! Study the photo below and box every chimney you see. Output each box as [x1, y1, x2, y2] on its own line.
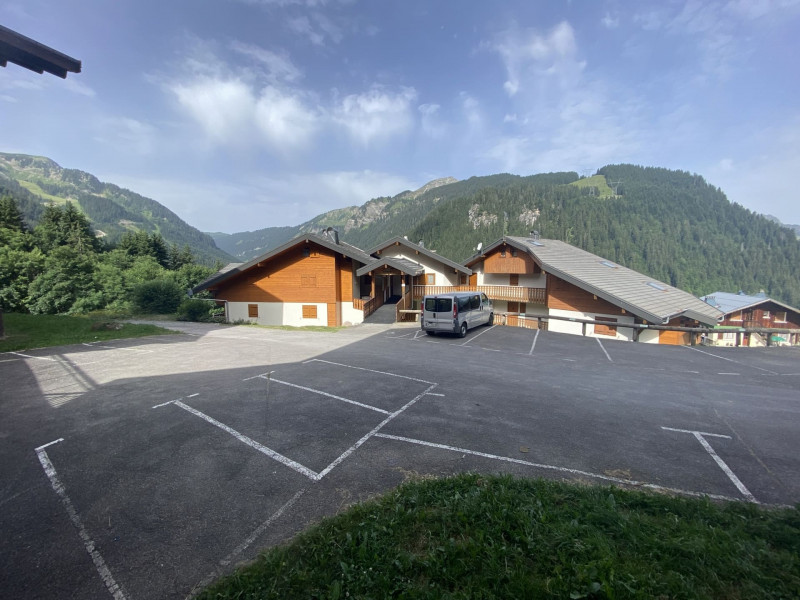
[530, 230, 540, 241]
[325, 227, 339, 244]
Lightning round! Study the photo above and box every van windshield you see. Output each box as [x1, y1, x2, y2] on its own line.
[425, 297, 452, 312]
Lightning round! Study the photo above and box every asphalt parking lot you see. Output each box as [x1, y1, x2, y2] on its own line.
[2, 322, 799, 599]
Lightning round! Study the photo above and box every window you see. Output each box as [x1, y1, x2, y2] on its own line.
[762, 310, 770, 319]
[248, 304, 258, 318]
[460, 274, 467, 285]
[647, 281, 668, 291]
[509, 274, 519, 286]
[425, 297, 451, 312]
[500, 249, 506, 257]
[519, 302, 526, 314]
[600, 260, 617, 268]
[594, 316, 617, 336]
[507, 301, 519, 313]
[302, 305, 317, 319]
[425, 273, 436, 285]
[300, 274, 317, 287]
[470, 295, 480, 310]
[731, 311, 742, 321]
[775, 311, 787, 323]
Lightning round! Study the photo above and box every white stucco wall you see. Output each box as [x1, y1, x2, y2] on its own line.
[546, 308, 636, 341]
[341, 302, 364, 326]
[638, 329, 660, 344]
[382, 247, 462, 286]
[227, 301, 328, 327]
[480, 272, 545, 288]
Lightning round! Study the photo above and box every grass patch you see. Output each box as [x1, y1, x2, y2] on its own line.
[570, 175, 615, 197]
[199, 474, 799, 600]
[0, 313, 175, 352]
[16, 179, 68, 204]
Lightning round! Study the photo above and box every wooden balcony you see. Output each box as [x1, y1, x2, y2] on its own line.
[353, 296, 381, 318]
[412, 285, 546, 305]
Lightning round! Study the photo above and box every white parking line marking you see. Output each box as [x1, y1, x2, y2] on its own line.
[35, 440, 127, 600]
[596, 338, 613, 362]
[374, 433, 742, 503]
[529, 329, 540, 355]
[81, 343, 153, 353]
[460, 325, 495, 346]
[661, 426, 757, 503]
[684, 346, 778, 375]
[0, 358, 20, 363]
[661, 426, 730, 438]
[718, 372, 740, 376]
[220, 488, 305, 566]
[263, 377, 390, 415]
[304, 359, 434, 384]
[152, 399, 178, 409]
[165, 400, 319, 480]
[11, 352, 57, 361]
[315, 383, 438, 480]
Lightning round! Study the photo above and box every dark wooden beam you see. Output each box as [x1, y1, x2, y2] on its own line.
[0, 25, 81, 78]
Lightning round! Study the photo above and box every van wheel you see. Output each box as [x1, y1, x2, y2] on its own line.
[488, 313, 494, 326]
[459, 322, 468, 338]
[426, 331, 435, 336]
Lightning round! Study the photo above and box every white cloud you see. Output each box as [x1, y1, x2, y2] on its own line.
[230, 42, 303, 83]
[254, 86, 319, 149]
[333, 86, 417, 145]
[418, 103, 446, 139]
[601, 13, 620, 28]
[0, 94, 18, 103]
[93, 116, 157, 156]
[492, 21, 585, 97]
[63, 78, 96, 97]
[287, 12, 344, 46]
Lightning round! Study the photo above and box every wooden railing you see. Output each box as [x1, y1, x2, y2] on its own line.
[353, 296, 381, 319]
[412, 285, 546, 304]
[396, 288, 415, 322]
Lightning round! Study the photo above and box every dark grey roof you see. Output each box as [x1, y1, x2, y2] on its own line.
[469, 237, 723, 325]
[368, 236, 471, 275]
[356, 256, 425, 277]
[700, 291, 800, 316]
[0, 25, 81, 78]
[192, 233, 372, 293]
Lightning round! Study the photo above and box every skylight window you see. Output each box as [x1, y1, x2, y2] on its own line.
[647, 281, 668, 291]
[600, 260, 617, 268]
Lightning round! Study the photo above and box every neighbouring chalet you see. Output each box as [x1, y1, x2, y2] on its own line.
[700, 291, 800, 346]
[458, 235, 723, 344]
[359, 237, 472, 320]
[192, 230, 473, 327]
[193, 230, 375, 327]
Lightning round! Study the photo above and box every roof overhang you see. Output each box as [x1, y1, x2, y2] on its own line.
[356, 256, 425, 277]
[0, 25, 81, 78]
[371, 236, 472, 275]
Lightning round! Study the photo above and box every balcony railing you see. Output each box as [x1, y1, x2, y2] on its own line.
[412, 285, 546, 305]
[353, 296, 381, 318]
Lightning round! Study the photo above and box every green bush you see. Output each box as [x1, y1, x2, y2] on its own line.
[176, 299, 213, 322]
[132, 279, 184, 314]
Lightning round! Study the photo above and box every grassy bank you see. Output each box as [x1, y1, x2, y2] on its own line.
[200, 474, 799, 600]
[0, 313, 174, 352]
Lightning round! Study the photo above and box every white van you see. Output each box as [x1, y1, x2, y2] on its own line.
[421, 291, 494, 337]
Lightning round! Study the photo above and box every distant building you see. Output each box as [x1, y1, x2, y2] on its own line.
[700, 291, 800, 346]
[456, 235, 722, 344]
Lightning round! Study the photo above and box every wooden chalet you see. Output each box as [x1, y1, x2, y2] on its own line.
[359, 237, 472, 322]
[700, 291, 800, 346]
[447, 235, 723, 345]
[193, 230, 376, 327]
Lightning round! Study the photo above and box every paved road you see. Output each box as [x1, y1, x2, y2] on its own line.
[2, 322, 798, 599]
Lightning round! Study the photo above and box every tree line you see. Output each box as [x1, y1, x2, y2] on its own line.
[0, 194, 215, 315]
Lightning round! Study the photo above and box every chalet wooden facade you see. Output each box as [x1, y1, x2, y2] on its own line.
[700, 292, 800, 346]
[447, 236, 723, 345]
[193, 231, 375, 327]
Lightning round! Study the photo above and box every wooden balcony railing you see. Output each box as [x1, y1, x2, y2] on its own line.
[353, 296, 381, 319]
[395, 288, 415, 322]
[412, 285, 546, 305]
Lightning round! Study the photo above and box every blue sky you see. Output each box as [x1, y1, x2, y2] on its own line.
[2, 0, 799, 233]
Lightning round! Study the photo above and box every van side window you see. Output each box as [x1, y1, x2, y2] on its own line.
[458, 296, 470, 311]
[481, 293, 490, 305]
[470, 295, 480, 310]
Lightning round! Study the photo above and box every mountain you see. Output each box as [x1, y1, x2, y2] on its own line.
[764, 214, 800, 238]
[216, 165, 800, 306]
[0, 153, 233, 265]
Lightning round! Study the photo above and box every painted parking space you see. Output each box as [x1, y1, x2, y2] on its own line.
[3, 323, 799, 599]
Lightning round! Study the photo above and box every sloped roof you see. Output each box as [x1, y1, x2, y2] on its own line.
[368, 236, 472, 275]
[700, 291, 799, 316]
[467, 236, 723, 325]
[192, 233, 372, 293]
[0, 25, 81, 78]
[356, 256, 425, 277]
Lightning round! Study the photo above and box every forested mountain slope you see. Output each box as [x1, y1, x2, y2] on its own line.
[409, 165, 800, 305]
[0, 153, 233, 265]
